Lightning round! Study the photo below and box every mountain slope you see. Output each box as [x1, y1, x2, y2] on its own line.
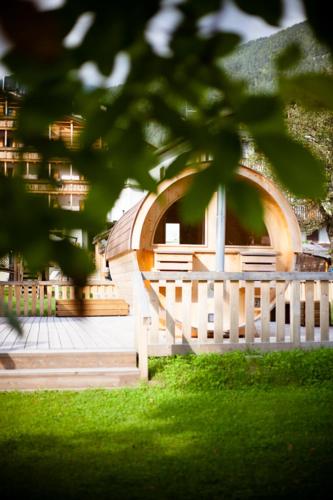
[223, 21, 332, 92]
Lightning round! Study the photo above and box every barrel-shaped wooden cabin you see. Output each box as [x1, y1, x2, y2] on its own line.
[105, 166, 302, 321]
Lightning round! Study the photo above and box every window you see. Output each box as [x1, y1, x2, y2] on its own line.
[154, 200, 205, 245]
[225, 209, 270, 246]
[307, 229, 319, 243]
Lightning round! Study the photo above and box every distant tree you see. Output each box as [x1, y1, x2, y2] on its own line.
[286, 103, 333, 249]
[0, 0, 332, 283]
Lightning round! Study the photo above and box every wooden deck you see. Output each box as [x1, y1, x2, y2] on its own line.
[0, 316, 139, 390]
[0, 316, 135, 352]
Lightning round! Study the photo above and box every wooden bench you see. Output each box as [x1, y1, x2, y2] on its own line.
[56, 299, 129, 317]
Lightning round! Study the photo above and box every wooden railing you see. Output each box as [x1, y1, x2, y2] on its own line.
[141, 272, 333, 355]
[0, 280, 117, 317]
[133, 272, 151, 379]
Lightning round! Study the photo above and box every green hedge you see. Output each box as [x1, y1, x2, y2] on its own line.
[149, 348, 333, 390]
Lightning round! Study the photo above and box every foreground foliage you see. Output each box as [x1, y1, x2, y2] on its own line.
[0, 1, 333, 281]
[0, 349, 333, 499]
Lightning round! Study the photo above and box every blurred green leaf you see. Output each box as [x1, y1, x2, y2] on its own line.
[280, 73, 333, 111]
[164, 151, 193, 180]
[303, 0, 333, 54]
[237, 95, 284, 133]
[180, 169, 217, 223]
[227, 179, 265, 234]
[276, 43, 302, 71]
[254, 133, 326, 198]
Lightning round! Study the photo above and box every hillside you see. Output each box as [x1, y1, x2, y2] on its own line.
[223, 21, 332, 92]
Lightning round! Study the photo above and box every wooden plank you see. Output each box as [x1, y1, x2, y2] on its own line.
[24, 285, 29, 316]
[241, 256, 276, 264]
[260, 281, 270, 342]
[214, 280, 224, 343]
[156, 254, 193, 262]
[165, 280, 175, 345]
[229, 281, 239, 343]
[198, 280, 208, 342]
[15, 285, 21, 316]
[39, 285, 45, 317]
[55, 299, 128, 306]
[245, 281, 255, 342]
[149, 281, 160, 344]
[47, 285, 52, 316]
[182, 280, 192, 343]
[242, 264, 276, 272]
[7, 285, 13, 313]
[31, 285, 37, 316]
[305, 281, 314, 341]
[142, 271, 333, 281]
[62, 285, 68, 300]
[0, 285, 4, 315]
[56, 309, 129, 317]
[290, 280, 301, 345]
[276, 281, 285, 342]
[69, 286, 75, 299]
[320, 281, 329, 341]
[156, 262, 193, 271]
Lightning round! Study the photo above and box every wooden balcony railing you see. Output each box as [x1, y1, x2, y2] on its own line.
[139, 272, 333, 356]
[0, 281, 117, 317]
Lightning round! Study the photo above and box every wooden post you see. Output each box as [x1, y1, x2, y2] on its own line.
[31, 285, 37, 316]
[245, 281, 255, 342]
[182, 280, 192, 343]
[0, 285, 4, 315]
[260, 281, 270, 342]
[47, 285, 52, 316]
[165, 280, 176, 345]
[290, 280, 301, 345]
[15, 285, 21, 316]
[305, 281, 314, 341]
[229, 280, 239, 343]
[276, 281, 285, 342]
[39, 284, 45, 317]
[149, 281, 160, 345]
[139, 317, 149, 380]
[214, 280, 224, 343]
[7, 285, 13, 313]
[24, 286, 29, 316]
[320, 281, 329, 341]
[198, 280, 208, 343]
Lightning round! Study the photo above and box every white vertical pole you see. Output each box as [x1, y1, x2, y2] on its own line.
[216, 185, 226, 272]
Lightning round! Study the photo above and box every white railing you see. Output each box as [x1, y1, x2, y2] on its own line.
[141, 272, 333, 355]
[0, 280, 117, 317]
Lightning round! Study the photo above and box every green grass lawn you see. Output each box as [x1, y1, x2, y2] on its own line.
[1, 350, 333, 499]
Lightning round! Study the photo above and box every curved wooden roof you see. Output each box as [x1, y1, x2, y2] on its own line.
[105, 199, 145, 259]
[106, 166, 302, 261]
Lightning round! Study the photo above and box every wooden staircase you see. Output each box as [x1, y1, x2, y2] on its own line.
[0, 350, 140, 390]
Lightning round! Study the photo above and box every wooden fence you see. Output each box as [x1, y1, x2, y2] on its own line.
[140, 272, 333, 356]
[0, 280, 117, 317]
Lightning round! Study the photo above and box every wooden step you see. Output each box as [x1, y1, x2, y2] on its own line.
[0, 351, 137, 370]
[0, 367, 140, 390]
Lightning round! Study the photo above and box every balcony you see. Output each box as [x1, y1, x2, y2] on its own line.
[0, 119, 16, 129]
